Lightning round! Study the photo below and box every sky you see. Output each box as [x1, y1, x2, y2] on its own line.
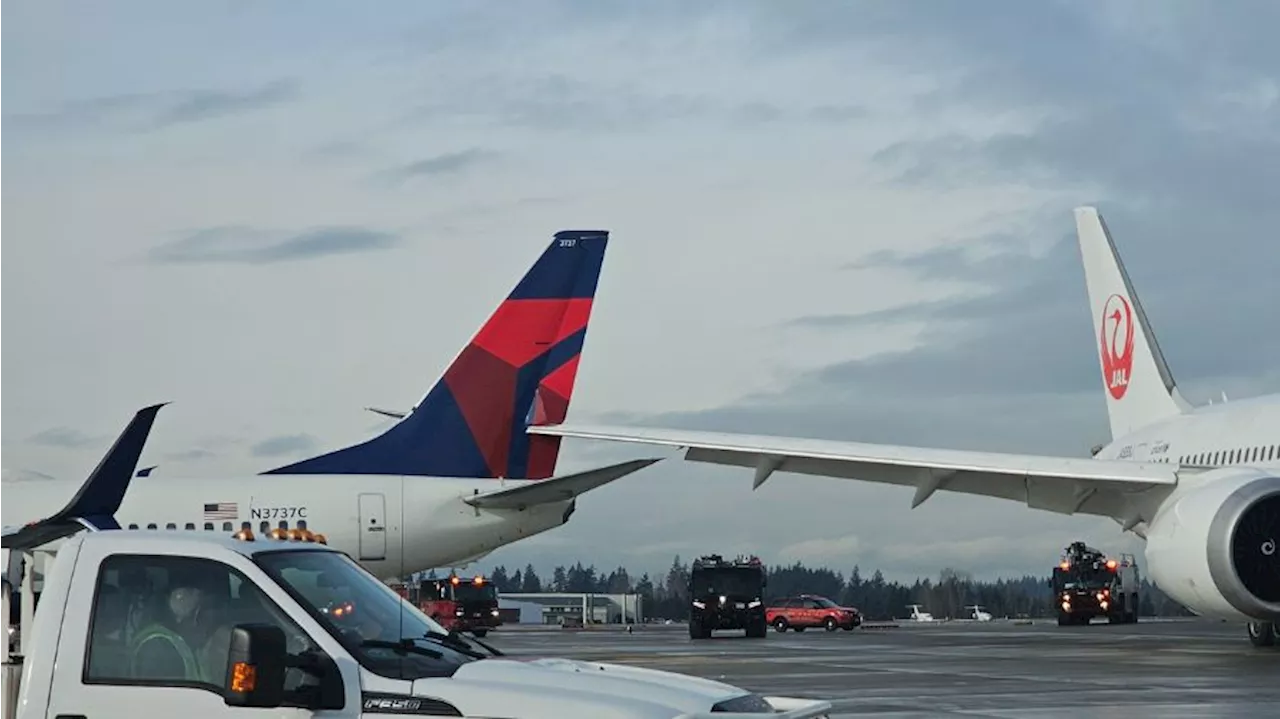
[4, 0, 1278, 584]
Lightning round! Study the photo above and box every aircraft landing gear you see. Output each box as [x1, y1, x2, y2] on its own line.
[1246, 621, 1276, 648]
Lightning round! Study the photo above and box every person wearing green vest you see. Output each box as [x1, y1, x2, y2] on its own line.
[129, 583, 217, 682]
[129, 620, 205, 682]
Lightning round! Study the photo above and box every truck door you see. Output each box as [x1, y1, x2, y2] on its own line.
[358, 492, 387, 561]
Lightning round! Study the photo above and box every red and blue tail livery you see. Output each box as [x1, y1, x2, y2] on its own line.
[261, 230, 610, 479]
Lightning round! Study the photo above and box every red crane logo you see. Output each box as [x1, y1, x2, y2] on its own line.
[1100, 294, 1135, 400]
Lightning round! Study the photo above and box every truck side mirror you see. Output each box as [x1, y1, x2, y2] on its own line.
[223, 623, 288, 708]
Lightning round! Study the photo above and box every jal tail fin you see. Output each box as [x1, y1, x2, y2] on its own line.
[1074, 206, 1190, 439]
[262, 230, 610, 479]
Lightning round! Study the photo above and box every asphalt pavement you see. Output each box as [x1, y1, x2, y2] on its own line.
[484, 619, 1280, 717]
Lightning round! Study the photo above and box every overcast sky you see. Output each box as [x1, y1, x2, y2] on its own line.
[5, 1, 1277, 584]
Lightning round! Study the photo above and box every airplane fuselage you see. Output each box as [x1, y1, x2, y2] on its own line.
[1085, 394, 1280, 532]
[1093, 394, 1280, 468]
[2, 475, 574, 581]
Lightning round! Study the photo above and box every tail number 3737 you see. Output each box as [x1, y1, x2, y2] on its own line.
[251, 506, 308, 519]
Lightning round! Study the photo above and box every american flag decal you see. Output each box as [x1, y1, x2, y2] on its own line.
[203, 502, 238, 521]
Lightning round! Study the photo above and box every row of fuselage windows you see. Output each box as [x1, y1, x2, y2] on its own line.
[1155, 445, 1280, 466]
[124, 519, 308, 533]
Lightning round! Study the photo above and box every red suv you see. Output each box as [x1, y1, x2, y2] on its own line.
[766, 594, 862, 632]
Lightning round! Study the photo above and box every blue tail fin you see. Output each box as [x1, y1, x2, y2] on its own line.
[3, 402, 166, 550]
[261, 230, 610, 478]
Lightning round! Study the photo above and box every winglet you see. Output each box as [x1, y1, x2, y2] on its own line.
[2, 402, 167, 550]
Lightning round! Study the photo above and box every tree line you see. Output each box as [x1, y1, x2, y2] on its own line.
[445, 557, 1195, 621]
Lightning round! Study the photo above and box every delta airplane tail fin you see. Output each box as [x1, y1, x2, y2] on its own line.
[262, 230, 611, 479]
[1074, 207, 1190, 439]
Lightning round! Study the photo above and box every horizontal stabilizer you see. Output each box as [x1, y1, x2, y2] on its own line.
[366, 407, 408, 420]
[3, 402, 167, 550]
[464, 458, 662, 511]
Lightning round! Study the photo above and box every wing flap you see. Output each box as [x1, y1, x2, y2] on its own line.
[527, 424, 1176, 514]
[464, 458, 662, 510]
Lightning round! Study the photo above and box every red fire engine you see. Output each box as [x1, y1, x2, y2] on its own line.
[416, 575, 502, 637]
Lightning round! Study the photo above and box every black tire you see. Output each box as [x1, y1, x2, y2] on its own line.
[1247, 622, 1276, 648]
[772, 617, 789, 633]
[746, 619, 768, 638]
[824, 617, 838, 632]
[472, 629, 488, 638]
[689, 621, 709, 640]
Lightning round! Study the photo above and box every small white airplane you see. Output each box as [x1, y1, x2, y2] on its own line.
[966, 605, 993, 622]
[907, 604, 936, 622]
[3, 230, 663, 581]
[529, 207, 1280, 649]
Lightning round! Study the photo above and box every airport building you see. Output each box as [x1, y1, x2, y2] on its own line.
[498, 592, 644, 625]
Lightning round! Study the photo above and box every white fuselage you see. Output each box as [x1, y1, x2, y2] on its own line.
[1087, 394, 1280, 527]
[1093, 394, 1280, 468]
[1, 475, 573, 581]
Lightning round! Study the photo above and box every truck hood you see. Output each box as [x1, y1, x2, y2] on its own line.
[413, 656, 771, 717]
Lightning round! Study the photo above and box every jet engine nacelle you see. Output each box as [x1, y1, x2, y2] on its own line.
[1144, 468, 1280, 623]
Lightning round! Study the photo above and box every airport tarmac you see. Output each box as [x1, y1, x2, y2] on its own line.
[486, 620, 1279, 717]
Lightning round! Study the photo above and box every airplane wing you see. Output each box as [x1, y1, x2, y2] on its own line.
[464, 458, 663, 511]
[526, 424, 1177, 521]
[2, 402, 168, 550]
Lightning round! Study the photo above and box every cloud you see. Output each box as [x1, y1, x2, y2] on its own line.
[1, 468, 57, 483]
[164, 448, 219, 462]
[250, 434, 321, 458]
[380, 148, 496, 183]
[150, 80, 297, 128]
[148, 226, 402, 265]
[27, 427, 102, 449]
[5, 79, 299, 133]
[777, 534, 863, 564]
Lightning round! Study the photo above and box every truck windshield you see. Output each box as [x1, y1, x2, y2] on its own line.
[453, 583, 497, 602]
[255, 550, 482, 680]
[691, 569, 762, 598]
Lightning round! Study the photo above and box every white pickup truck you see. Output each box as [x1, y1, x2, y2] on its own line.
[3, 529, 831, 719]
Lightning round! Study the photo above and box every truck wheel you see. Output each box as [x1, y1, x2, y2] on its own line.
[1247, 622, 1276, 648]
[824, 617, 838, 632]
[472, 629, 488, 638]
[689, 622, 710, 640]
[772, 617, 789, 633]
[746, 619, 767, 638]
[1057, 613, 1072, 627]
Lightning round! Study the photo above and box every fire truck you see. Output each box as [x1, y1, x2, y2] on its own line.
[1051, 541, 1141, 625]
[688, 554, 769, 639]
[415, 574, 503, 637]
